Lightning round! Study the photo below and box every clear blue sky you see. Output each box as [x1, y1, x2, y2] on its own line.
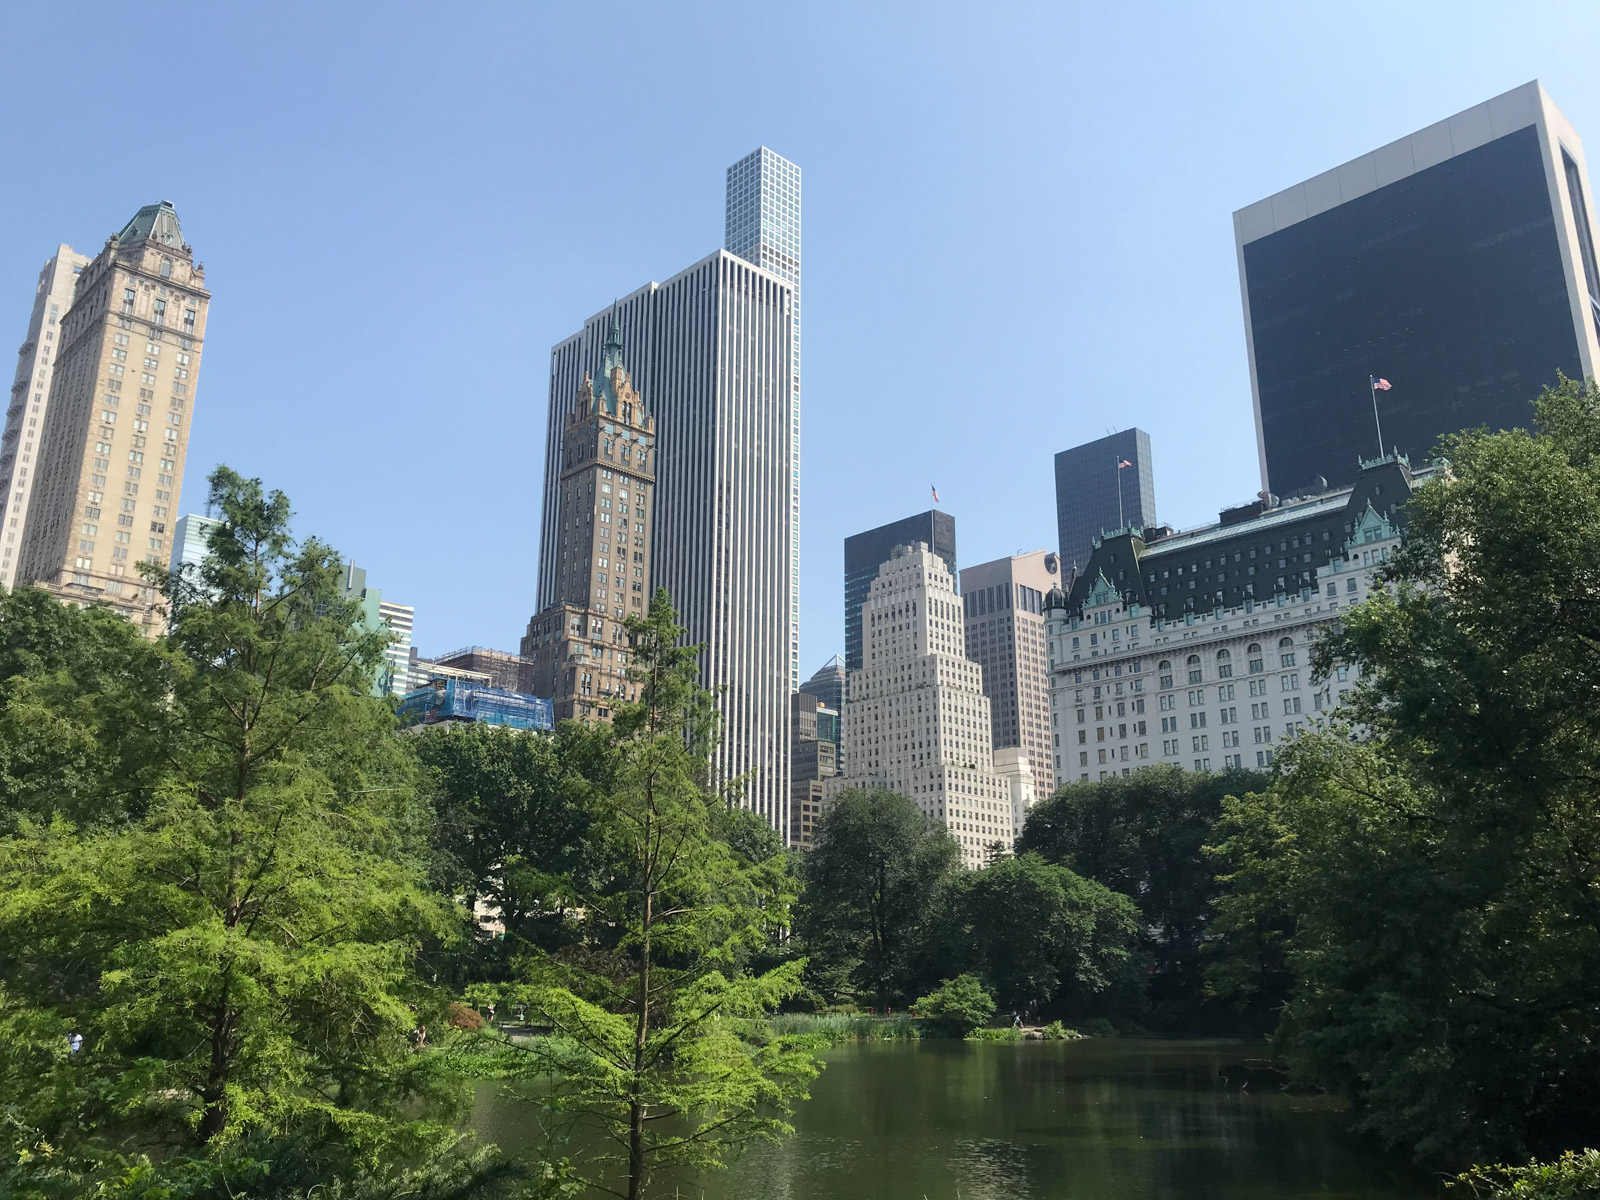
[2, 3, 1596, 673]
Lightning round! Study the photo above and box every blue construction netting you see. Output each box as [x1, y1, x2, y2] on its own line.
[396, 679, 554, 732]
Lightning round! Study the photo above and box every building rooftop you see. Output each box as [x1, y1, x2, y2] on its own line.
[117, 201, 186, 249]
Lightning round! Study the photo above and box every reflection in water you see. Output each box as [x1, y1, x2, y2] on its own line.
[472, 1039, 1431, 1200]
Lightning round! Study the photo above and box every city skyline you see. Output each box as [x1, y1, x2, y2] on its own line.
[0, 8, 1598, 677]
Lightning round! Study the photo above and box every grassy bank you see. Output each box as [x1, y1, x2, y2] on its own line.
[767, 1014, 1084, 1045]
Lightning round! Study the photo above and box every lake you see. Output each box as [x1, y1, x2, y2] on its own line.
[472, 1038, 1433, 1199]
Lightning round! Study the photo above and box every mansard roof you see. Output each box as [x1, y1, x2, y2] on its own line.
[1060, 457, 1433, 619]
[117, 201, 186, 250]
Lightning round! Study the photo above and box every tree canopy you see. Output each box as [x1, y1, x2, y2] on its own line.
[0, 467, 508, 1198]
[1213, 376, 1600, 1168]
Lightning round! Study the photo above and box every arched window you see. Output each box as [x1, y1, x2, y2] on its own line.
[1158, 659, 1173, 689]
[159, 257, 173, 278]
[1280, 636, 1298, 668]
[1278, 636, 1294, 648]
[1186, 654, 1202, 684]
[1216, 648, 1233, 679]
[1247, 643, 1264, 674]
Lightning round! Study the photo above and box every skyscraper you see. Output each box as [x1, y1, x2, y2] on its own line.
[1, 245, 90, 588]
[525, 311, 657, 724]
[17, 202, 208, 631]
[961, 550, 1062, 794]
[829, 542, 1015, 870]
[168, 512, 221, 575]
[1053, 430, 1156, 577]
[727, 148, 801, 689]
[843, 510, 956, 674]
[377, 599, 414, 696]
[801, 655, 845, 715]
[539, 254, 794, 834]
[1236, 80, 1600, 496]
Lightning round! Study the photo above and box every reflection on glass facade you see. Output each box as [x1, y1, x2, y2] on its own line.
[1245, 126, 1582, 495]
[1053, 428, 1155, 577]
[843, 510, 956, 673]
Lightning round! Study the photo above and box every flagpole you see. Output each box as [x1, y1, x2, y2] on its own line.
[1115, 455, 1124, 531]
[1370, 375, 1385, 459]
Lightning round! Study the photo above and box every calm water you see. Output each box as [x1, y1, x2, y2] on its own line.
[472, 1039, 1433, 1200]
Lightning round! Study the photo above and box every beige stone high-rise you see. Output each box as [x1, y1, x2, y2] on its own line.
[522, 312, 656, 723]
[1, 245, 92, 589]
[828, 542, 1015, 870]
[16, 203, 208, 630]
[960, 550, 1063, 795]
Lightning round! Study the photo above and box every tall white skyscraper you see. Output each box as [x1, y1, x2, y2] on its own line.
[726, 148, 801, 689]
[1, 245, 91, 589]
[539, 252, 795, 836]
[829, 542, 1016, 870]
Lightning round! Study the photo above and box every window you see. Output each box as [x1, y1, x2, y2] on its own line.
[1283, 696, 1302, 715]
[1158, 660, 1172, 689]
[153, 300, 166, 325]
[1186, 654, 1202, 684]
[122, 289, 135, 315]
[1247, 643, 1263, 673]
[1216, 648, 1232, 678]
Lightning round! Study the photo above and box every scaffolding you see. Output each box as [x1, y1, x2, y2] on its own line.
[396, 678, 554, 732]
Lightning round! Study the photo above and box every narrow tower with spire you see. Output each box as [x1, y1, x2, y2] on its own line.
[521, 310, 657, 723]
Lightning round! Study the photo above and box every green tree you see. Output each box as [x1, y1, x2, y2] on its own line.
[1019, 766, 1265, 1004]
[417, 720, 610, 979]
[914, 974, 995, 1038]
[500, 592, 818, 1200]
[924, 853, 1139, 1013]
[0, 467, 501, 1197]
[795, 787, 960, 1009]
[1213, 376, 1600, 1167]
[0, 585, 175, 833]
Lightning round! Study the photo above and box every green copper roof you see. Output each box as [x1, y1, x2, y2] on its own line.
[117, 201, 185, 249]
[595, 304, 628, 410]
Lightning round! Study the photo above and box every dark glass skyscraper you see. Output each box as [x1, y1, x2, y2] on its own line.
[843, 510, 956, 672]
[1053, 429, 1156, 577]
[1236, 81, 1600, 496]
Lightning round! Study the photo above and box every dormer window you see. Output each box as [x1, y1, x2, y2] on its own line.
[159, 257, 173, 278]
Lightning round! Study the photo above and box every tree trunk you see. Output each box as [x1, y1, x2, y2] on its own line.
[628, 889, 652, 1200]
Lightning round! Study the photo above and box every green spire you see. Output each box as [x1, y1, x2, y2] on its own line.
[596, 303, 628, 411]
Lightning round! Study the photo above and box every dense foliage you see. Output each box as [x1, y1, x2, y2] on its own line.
[1213, 376, 1600, 1169]
[1019, 764, 1266, 1027]
[913, 974, 996, 1038]
[0, 468, 515, 1198]
[487, 594, 819, 1200]
[797, 789, 1139, 1020]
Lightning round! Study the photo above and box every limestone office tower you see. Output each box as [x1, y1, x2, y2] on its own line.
[537, 257, 794, 834]
[1, 245, 91, 589]
[829, 542, 1021, 870]
[1236, 81, 1600, 497]
[17, 203, 207, 630]
[726, 148, 801, 689]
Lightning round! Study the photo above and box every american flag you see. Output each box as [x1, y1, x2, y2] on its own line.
[1117, 459, 1133, 469]
[1372, 377, 1392, 391]
[931, 485, 940, 504]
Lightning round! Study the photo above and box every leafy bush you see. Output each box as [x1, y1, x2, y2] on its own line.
[448, 1001, 485, 1031]
[968, 1026, 1023, 1042]
[1454, 1149, 1600, 1198]
[915, 974, 995, 1039]
[1039, 1020, 1081, 1040]
[765, 1012, 918, 1043]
